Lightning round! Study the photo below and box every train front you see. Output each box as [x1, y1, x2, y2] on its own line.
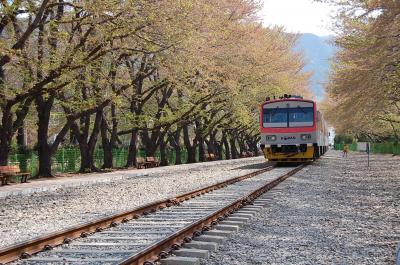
[260, 96, 317, 162]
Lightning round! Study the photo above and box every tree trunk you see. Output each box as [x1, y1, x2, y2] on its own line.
[0, 144, 9, 165]
[183, 123, 196, 163]
[141, 130, 159, 157]
[37, 144, 52, 176]
[0, 108, 13, 166]
[102, 145, 113, 169]
[168, 128, 182, 165]
[69, 129, 78, 145]
[216, 142, 223, 160]
[36, 96, 54, 177]
[78, 140, 98, 173]
[222, 132, 230, 160]
[17, 125, 27, 154]
[101, 117, 113, 169]
[198, 139, 205, 162]
[229, 136, 238, 159]
[79, 143, 92, 172]
[175, 143, 182, 165]
[101, 99, 119, 169]
[159, 137, 168, 166]
[0, 98, 33, 166]
[17, 125, 29, 173]
[207, 131, 218, 155]
[126, 130, 138, 167]
[187, 146, 196, 163]
[195, 120, 205, 162]
[208, 132, 222, 160]
[248, 138, 259, 155]
[238, 138, 247, 155]
[72, 110, 103, 173]
[36, 95, 72, 177]
[101, 106, 119, 169]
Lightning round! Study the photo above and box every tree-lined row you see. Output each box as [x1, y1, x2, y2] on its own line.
[321, 0, 400, 142]
[0, 0, 309, 177]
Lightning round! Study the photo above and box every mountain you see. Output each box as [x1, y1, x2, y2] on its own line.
[294, 33, 338, 101]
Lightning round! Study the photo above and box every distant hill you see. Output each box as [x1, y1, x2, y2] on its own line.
[294, 33, 337, 101]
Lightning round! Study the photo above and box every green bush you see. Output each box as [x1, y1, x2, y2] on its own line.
[334, 142, 399, 155]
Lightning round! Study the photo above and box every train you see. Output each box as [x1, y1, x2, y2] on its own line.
[259, 94, 329, 162]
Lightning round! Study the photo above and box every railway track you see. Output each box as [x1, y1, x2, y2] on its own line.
[1, 164, 306, 265]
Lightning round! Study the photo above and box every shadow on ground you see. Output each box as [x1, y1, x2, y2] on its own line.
[232, 161, 312, 170]
[230, 162, 274, 170]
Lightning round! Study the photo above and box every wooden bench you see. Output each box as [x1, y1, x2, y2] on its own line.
[205, 153, 216, 161]
[145, 157, 160, 168]
[0, 165, 30, 186]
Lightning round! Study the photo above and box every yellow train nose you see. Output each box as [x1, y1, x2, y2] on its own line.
[263, 146, 315, 162]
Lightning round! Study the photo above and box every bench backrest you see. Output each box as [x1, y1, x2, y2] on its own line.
[146, 157, 156, 162]
[0, 165, 20, 174]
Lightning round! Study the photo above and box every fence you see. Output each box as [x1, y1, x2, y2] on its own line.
[334, 142, 400, 155]
[8, 147, 202, 177]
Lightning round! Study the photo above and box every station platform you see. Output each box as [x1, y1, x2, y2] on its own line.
[0, 157, 258, 198]
[0, 168, 147, 198]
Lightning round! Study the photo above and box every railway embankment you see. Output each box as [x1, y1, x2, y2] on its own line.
[206, 150, 400, 264]
[0, 157, 266, 249]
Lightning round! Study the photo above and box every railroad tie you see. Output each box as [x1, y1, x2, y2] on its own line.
[173, 248, 210, 259]
[161, 256, 200, 265]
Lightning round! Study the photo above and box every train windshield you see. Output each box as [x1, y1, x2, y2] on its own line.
[263, 108, 288, 128]
[288, 107, 314, 127]
[263, 102, 314, 128]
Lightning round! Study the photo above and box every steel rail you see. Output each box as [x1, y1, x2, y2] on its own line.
[0, 165, 275, 264]
[118, 164, 306, 265]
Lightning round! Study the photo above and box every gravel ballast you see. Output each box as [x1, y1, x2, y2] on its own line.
[205, 150, 400, 264]
[0, 157, 266, 248]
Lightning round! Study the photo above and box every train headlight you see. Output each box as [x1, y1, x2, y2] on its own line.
[301, 134, 312, 140]
[266, 135, 277, 141]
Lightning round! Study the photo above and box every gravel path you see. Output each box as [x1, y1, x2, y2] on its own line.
[0, 157, 267, 248]
[206, 150, 400, 265]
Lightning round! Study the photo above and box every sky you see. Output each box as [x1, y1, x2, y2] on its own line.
[260, 0, 337, 36]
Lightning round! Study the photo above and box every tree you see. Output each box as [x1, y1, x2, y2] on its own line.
[1, 0, 312, 175]
[320, 0, 400, 141]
